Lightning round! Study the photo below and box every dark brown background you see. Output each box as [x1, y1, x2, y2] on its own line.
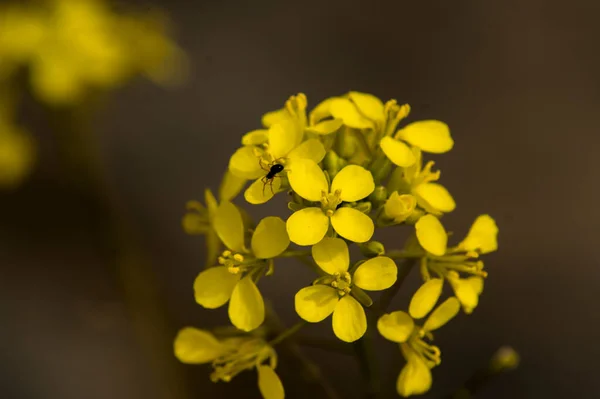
[1, 0, 599, 398]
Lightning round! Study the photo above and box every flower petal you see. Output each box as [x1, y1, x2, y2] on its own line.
[213, 200, 245, 252]
[458, 215, 499, 254]
[331, 165, 375, 202]
[413, 183, 456, 214]
[330, 207, 374, 243]
[353, 256, 397, 291]
[447, 274, 480, 314]
[311, 237, 349, 275]
[251, 216, 290, 259]
[309, 97, 337, 125]
[397, 345, 432, 397]
[257, 365, 285, 399]
[380, 136, 416, 167]
[332, 295, 367, 342]
[384, 192, 417, 222]
[349, 91, 385, 123]
[396, 120, 453, 153]
[262, 108, 289, 128]
[228, 277, 265, 331]
[415, 214, 447, 256]
[173, 327, 226, 364]
[219, 170, 247, 202]
[408, 278, 444, 319]
[295, 285, 339, 322]
[244, 176, 282, 204]
[269, 123, 297, 160]
[229, 146, 264, 180]
[287, 159, 328, 202]
[287, 138, 326, 163]
[377, 311, 414, 343]
[423, 297, 460, 332]
[194, 266, 240, 308]
[286, 207, 329, 246]
[329, 98, 374, 129]
[306, 119, 343, 135]
[241, 129, 269, 146]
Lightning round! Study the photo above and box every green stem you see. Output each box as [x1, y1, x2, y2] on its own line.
[295, 336, 354, 355]
[353, 319, 380, 399]
[268, 321, 306, 346]
[277, 249, 312, 258]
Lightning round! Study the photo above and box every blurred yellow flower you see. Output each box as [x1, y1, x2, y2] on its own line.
[0, 100, 35, 189]
[295, 238, 397, 342]
[174, 327, 284, 399]
[0, 0, 186, 105]
[286, 160, 375, 245]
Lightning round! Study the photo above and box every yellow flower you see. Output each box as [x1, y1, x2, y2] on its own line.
[413, 214, 498, 313]
[174, 327, 284, 399]
[286, 160, 375, 245]
[295, 238, 397, 342]
[387, 148, 456, 215]
[182, 189, 222, 267]
[377, 297, 460, 397]
[383, 192, 417, 224]
[0, 104, 35, 188]
[380, 120, 453, 168]
[193, 201, 290, 331]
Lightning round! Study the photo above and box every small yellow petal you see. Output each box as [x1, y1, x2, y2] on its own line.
[309, 97, 337, 125]
[174, 327, 225, 364]
[330, 165, 375, 202]
[295, 285, 339, 322]
[213, 201, 245, 252]
[311, 237, 349, 275]
[415, 215, 447, 256]
[458, 215, 499, 254]
[349, 91, 385, 123]
[228, 277, 265, 331]
[332, 295, 367, 342]
[257, 365, 285, 399]
[413, 183, 456, 214]
[244, 176, 282, 204]
[330, 207, 374, 243]
[205, 189, 218, 218]
[262, 107, 290, 128]
[377, 311, 414, 343]
[306, 119, 343, 135]
[380, 136, 416, 167]
[229, 146, 264, 180]
[396, 120, 453, 154]
[329, 98, 374, 129]
[286, 207, 329, 246]
[353, 256, 397, 291]
[268, 123, 298, 160]
[287, 159, 329, 202]
[423, 297, 460, 332]
[408, 278, 444, 319]
[219, 170, 247, 202]
[242, 129, 269, 146]
[287, 138, 326, 163]
[384, 192, 417, 222]
[468, 276, 484, 295]
[447, 275, 480, 314]
[251, 216, 290, 259]
[194, 266, 240, 309]
[397, 346, 432, 397]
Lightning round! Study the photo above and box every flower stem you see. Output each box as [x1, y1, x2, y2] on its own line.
[353, 326, 380, 399]
[269, 321, 306, 346]
[277, 249, 312, 258]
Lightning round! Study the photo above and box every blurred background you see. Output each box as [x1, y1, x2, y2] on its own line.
[1, 0, 599, 398]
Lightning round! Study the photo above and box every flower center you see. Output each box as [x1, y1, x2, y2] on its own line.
[320, 189, 342, 216]
[411, 160, 441, 188]
[427, 253, 487, 278]
[408, 330, 441, 368]
[329, 271, 352, 296]
[210, 338, 275, 383]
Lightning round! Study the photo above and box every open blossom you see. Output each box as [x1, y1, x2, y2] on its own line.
[295, 238, 397, 342]
[174, 327, 284, 399]
[193, 201, 290, 331]
[286, 160, 375, 245]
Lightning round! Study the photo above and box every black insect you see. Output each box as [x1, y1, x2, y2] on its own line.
[259, 161, 284, 195]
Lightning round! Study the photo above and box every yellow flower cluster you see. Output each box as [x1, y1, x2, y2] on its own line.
[176, 92, 499, 398]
